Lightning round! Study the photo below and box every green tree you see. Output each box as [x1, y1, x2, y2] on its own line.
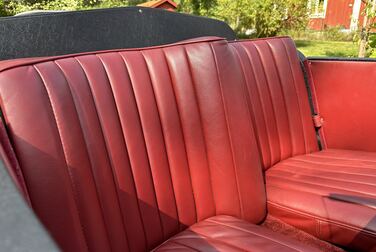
[210, 0, 308, 38]
[212, 0, 252, 34]
[0, 0, 7, 16]
[358, 0, 376, 57]
[128, 0, 144, 5]
[179, 0, 216, 15]
[1, 0, 129, 15]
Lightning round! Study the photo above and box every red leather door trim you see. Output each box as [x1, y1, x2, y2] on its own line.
[307, 60, 376, 152]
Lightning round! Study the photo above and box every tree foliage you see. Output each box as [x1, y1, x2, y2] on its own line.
[0, 1, 7, 16]
[0, 0, 129, 15]
[181, 0, 308, 37]
[2, 0, 308, 38]
[357, 0, 376, 57]
[179, 0, 216, 15]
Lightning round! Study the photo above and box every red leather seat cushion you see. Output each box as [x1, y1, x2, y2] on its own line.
[155, 215, 321, 251]
[0, 37, 267, 251]
[266, 149, 376, 251]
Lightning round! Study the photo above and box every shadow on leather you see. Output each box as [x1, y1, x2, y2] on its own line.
[329, 194, 376, 210]
[328, 193, 376, 251]
[10, 135, 217, 251]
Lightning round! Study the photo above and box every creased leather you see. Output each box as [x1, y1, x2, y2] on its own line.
[0, 36, 370, 252]
[155, 215, 322, 252]
[0, 37, 268, 251]
[231, 38, 318, 170]
[266, 149, 376, 251]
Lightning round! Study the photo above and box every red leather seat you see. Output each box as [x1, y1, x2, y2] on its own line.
[230, 37, 319, 170]
[231, 38, 376, 251]
[0, 37, 324, 251]
[155, 215, 321, 251]
[0, 35, 373, 251]
[266, 149, 376, 251]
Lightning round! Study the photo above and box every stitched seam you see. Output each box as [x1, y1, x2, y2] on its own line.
[291, 157, 376, 170]
[54, 59, 116, 249]
[252, 42, 282, 165]
[183, 46, 217, 216]
[140, 50, 180, 235]
[231, 45, 265, 167]
[180, 229, 249, 252]
[116, 52, 150, 248]
[95, 54, 135, 251]
[281, 39, 310, 154]
[239, 42, 274, 168]
[206, 219, 303, 252]
[267, 175, 376, 197]
[268, 202, 376, 237]
[265, 40, 294, 159]
[0, 37, 225, 73]
[316, 219, 321, 238]
[1, 38, 294, 74]
[74, 57, 124, 250]
[266, 181, 373, 205]
[33, 64, 89, 251]
[119, 51, 165, 245]
[271, 165, 376, 185]
[209, 43, 243, 218]
[162, 48, 198, 224]
[164, 240, 200, 251]
[277, 160, 376, 176]
[273, 163, 376, 180]
[308, 153, 376, 164]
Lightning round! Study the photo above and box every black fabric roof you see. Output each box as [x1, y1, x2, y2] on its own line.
[0, 7, 236, 60]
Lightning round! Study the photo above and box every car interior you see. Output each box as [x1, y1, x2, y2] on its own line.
[0, 6, 375, 252]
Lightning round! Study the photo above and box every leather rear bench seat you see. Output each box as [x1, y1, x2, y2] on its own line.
[232, 38, 376, 251]
[0, 36, 373, 251]
[0, 37, 325, 251]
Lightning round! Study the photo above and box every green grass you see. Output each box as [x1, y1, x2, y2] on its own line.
[295, 40, 359, 58]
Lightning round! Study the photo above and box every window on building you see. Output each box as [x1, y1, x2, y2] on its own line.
[308, 0, 327, 18]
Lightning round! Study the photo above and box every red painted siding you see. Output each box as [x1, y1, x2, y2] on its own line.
[309, 0, 358, 30]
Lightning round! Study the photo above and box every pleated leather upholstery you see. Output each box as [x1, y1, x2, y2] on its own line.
[266, 149, 376, 251]
[0, 38, 266, 251]
[231, 38, 318, 169]
[1, 35, 365, 252]
[155, 215, 322, 252]
[232, 39, 376, 251]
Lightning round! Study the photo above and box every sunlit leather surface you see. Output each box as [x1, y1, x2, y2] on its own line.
[231, 39, 376, 251]
[0, 36, 375, 251]
[155, 215, 321, 251]
[266, 149, 376, 251]
[309, 60, 376, 152]
[231, 38, 318, 170]
[0, 37, 270, 251]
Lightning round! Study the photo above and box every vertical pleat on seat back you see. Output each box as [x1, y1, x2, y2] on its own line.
[0, 38, 266, 251]
[231, 38, 319, 170]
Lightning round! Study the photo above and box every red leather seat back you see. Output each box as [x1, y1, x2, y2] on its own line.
[0, 38, 266, 251]
[231, 38, 319, 169]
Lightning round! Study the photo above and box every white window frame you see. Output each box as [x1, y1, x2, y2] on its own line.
[308, 0, 328, 18]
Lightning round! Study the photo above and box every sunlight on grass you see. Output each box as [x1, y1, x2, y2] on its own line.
[295, 40, 359, 57]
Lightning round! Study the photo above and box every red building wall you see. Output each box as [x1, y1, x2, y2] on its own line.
[309, 0, 356, 30]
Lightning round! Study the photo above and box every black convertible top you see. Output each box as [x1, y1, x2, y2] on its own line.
[0, 7, 236, 60]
